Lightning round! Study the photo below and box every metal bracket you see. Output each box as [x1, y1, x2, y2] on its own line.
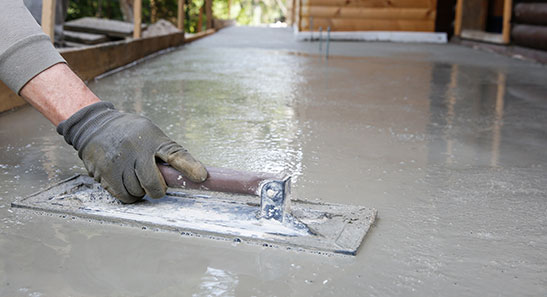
[259, 176, 291, 223]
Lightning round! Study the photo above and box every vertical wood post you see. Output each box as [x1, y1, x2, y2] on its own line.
[205, 0, 213, 29]
[197, 6, 203, 32]
[41, 0, 56, 42]
[502, 0, 512, 43]
[290, 0, 296, 26]
[177, 0, 185, 30]
[133, 0, 142, 38]
[151, 0, 157, 23]
[454, 0, 463, 36]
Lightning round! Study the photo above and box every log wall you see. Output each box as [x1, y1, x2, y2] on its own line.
[512, 2, 547, 51]
[298, 0, 438, 31]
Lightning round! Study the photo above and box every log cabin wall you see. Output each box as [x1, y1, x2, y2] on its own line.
[298, 0, 438, 32]
[512, 1, 547, 51]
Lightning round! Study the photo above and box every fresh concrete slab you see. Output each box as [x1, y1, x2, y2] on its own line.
[0, 26, 546, 296]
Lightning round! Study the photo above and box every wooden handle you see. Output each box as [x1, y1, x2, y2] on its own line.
[157, 164, 282, 196]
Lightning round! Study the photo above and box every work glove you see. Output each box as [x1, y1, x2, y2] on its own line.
[57, 101, 207, 203]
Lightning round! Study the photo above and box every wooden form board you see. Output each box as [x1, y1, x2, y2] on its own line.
[299, 0, 438, 31]
[454, 0, 512, 44]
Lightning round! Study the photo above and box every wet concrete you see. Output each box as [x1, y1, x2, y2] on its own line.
[1, 26, 546, 296]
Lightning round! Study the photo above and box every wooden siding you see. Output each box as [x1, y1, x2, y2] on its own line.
[299, 0, 438, 31]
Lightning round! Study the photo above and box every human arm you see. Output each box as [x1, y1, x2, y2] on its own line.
[1, 1, 208, 203]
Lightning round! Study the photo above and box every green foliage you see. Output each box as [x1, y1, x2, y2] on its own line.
[66, 0, 287, 33]
[67, 0, 124, 21]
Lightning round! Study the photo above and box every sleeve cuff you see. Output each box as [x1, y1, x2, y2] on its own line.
[0, 33, 66, 94]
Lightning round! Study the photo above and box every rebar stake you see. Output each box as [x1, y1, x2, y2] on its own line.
[326, 26, 331, 59]
[319, 27, 323, 53]
[310, 17, 314, 41]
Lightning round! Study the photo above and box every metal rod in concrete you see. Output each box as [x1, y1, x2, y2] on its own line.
[326, 26, 331, 59]
[319, 27, 323, 52]
[309, 17, 314, 41]
[157, 164, 282, 196]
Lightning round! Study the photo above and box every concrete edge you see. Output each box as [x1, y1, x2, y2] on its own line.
[453, 37, 547, 64]
[294, 30, 447, 44]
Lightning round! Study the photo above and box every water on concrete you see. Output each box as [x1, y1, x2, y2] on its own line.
[0, 26, 546, 296]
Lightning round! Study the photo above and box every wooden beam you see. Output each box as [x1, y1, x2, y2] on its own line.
[454, 0, 463, 36]
[205, 0, 213, 29]
[301, 7, 436, 20]
[300, 17, 436, 31]
[298, 0, 303, 31]
[502, 0, 512, 43]
[1, 29, 219, 114]
[302, 0, 433, 8]
[133, 0, 142, 38]
[177, 0, 184, 30]
[197, 6, 203, 32]
[41, 0, 56, 42]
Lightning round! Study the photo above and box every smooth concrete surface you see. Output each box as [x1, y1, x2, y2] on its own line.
[1, 26, 546, 296]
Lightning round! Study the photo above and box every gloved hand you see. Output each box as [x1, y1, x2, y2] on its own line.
[57, 101, 207, 203]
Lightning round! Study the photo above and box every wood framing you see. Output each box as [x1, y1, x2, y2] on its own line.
[133, 0, 142, 38]
[205, 0, 213, 29]
[455, 0, 512, 44]
[41, 0, 56, 41]
[177, 0, 185, 30]
[298, 0, 438, 32]
[0, 29, 219, 113]
[502, 0, 512, 43]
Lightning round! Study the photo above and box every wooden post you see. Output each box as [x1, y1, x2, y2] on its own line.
[502, 0, 512, 43]
[41, 0, 56, 42]
[177, 0, 184, 30]
[454, 0, 463, 36]
[197, 6, 203, 32]
[205, 0, 213, 29]
[290, 0, 296, 26]
[133, 0, 142, 38]
[151, 0, 157, 23]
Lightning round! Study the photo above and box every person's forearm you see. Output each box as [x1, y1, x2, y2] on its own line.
[20, 63, 100, 126]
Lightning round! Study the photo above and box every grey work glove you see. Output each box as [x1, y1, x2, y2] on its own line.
[57, 101, 207, 203]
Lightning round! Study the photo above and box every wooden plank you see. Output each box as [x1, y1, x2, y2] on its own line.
[512, 24, 547, 50]
[461, 29, 504, 43]
[133, 0, 142, 38]
[301, 7, 436, 20]
[65, 17, 144, 38]
[206, 0, 213, 29]
[177, 0, 184, 30]
[461, 0, 488, 31]
[454, 0, 463, 35]
[302, 0, 433, 8]
[197, 6, 203, 32]
[514, 3, 547, 26]
[64, 31, 108, 45]
[301, 17, 435, 31]
[1, 29, 218, 113]
[0, 82, 26, 113]
[60, 31, 185, 81]
[41, 0, 56, 42]
[502, 0, 512, 43]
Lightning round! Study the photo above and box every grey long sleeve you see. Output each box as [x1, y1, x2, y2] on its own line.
[0, 0, 65, 94]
